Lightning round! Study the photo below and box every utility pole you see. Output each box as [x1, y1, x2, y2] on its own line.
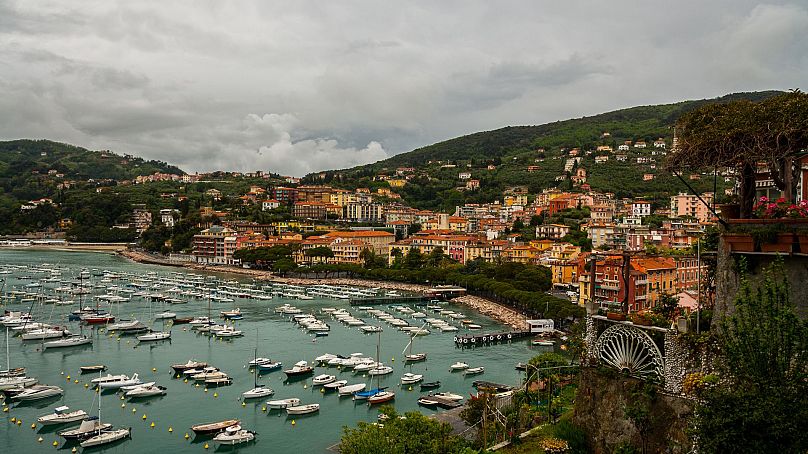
[696, 238, 701, 334]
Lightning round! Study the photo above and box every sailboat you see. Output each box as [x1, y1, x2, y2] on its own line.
[80, 372, 132, 447]
[1, 326, 26, 377]
[242, 348, 274, 399]
[367, 330, 395, 405]
[403, 323, 428, 362]
[137, 297, 171, 342]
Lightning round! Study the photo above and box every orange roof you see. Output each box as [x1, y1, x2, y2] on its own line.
[322, 231, 394, 238]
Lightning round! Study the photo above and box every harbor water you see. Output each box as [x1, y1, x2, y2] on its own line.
[0, 249, 551, 453]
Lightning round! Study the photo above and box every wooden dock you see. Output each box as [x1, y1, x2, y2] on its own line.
[454, 331, 532, 346]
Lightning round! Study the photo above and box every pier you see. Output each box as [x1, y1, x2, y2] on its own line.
[349, 295, 429, 306]
[454, 331, 532, 346]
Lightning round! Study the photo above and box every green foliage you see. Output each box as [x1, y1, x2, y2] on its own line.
[340, 406, 470, 454]
[693, 259, 808, 453]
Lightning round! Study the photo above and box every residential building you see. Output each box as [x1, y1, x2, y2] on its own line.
[344, 202, 384, 223]
[536, 223, 571, 240]
[192, 226, 238, 265]
[670, 192, 715, 222]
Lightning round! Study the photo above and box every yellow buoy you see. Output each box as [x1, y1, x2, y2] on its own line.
[132, 408, 137, 413]
[320, 388, 324, 393]
[84, 383, 89, 388]
[31, 423, 37, 429]
[241, 402, 246, 407]
[291, 420, 296, 426]
[303, 384, 307, 389]
[66, 375, 70, 380]
[60, 371, 64, 375]
[10, 417, 16, 423]
[16, 419, 21, 425]
[213, 392, 218, 398]
[408, 386, 412, 391]
[74, 380, 79, 384]
[176, 374, 180, 379]
[72, 448, 77, 453]
[150, 422, 155, 428]
[261, 406, 267, 412]
[142, 414, 147, 420]
[391, 357, 395, 362]
[152, 368, 157, 372]
[2, 407, 8, 412]
[53, 441, 59, 447]
[38, 437, 43, 442]
[184, 432, 190, 440]
[121, 403, 126, 408]
[184, 379, 188, 383]
[203, 443, 209, 449]
[168, 427, 173, 433]
[121, 395, 125, 400]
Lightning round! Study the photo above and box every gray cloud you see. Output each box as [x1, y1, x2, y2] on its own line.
[0, 0, 805, 176]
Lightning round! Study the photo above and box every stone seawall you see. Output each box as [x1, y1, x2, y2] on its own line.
[573, 368, 694, 454]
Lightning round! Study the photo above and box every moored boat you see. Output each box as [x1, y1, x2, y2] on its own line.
[420, 381, 441, 390]
[286, 403, 319, 415]
[267, 398, 300, 410]
[80, 365, 107, 374]
[80, 428, 131, 448]
[213, 424, 256, 446]
[37, 406, 88, 425]
[283, 361, 314, 377]
[58, 417, 112, 441]
[191, 419, 240, 435]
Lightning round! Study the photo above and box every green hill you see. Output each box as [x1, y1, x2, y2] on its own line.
[310, 91, 780, 210]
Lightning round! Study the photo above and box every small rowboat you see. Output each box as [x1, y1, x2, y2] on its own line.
[172, 317, 193, 325]
[191, 419, 240, 435]
[420, 381, 441, 390]
[286, 403, 319, 415]
[79, 365, 107, 374]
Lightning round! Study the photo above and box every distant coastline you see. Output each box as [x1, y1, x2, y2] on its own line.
[118, 249, 529, 330]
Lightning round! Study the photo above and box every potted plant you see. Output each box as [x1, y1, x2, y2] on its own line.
[630, 312, 652, 326]
[723, 233, 755, 252]
[606, 310, 626, 321]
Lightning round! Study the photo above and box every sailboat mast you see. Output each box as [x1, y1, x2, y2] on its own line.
[5, 327, 9, 374]
[97, 370, 103, 435]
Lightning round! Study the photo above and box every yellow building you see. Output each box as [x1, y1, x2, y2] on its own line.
[387, 179, 407, 188]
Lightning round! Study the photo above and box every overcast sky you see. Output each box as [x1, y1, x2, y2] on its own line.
[1, 1, 806, 176]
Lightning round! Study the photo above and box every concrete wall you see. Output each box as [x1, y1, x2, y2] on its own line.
[715, 237, 808, 318]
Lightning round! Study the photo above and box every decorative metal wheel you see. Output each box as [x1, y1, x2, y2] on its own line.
[594, 324, 664, 379]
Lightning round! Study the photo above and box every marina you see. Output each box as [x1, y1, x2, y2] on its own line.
[0, 249, 555, 452]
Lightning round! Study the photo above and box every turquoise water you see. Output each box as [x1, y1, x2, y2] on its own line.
[0, 249, 549, 453]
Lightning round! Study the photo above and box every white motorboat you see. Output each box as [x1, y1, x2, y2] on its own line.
[43, 335, 92, 349]
[98, 373, 142, 389]
[80, 428, 131, 448]
[400, 373, 424, 384]
[464, 366, 485, 375]
[323, 379, 348, 390]
[215, 326, 244, 338]
[136, 331, 171, 342]
[248, 357, 273, 367]
[267, 398, 300, 410]
[15, 385, 64, 401]
[213, 424, 256, 446]
[37, 406, 88, 425]
[431, 392, 464, 402]
[121, 381, 155, 391]
[154, 311, 176, 319]
[337, 383, 366, 396]
[286, 403, 320, 415]
[125, 385, 166, 398]
[368, 365, 394, 376]
[449, 362, 469, 371]
[0, 376, 37, 390]
[242, 385, 274, 399]
[312, 374, 336, 386]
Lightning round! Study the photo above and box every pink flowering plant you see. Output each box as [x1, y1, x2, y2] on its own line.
[753, 196, 808, 219]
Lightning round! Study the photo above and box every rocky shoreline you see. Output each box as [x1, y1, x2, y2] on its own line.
[119, 250, 528, 330]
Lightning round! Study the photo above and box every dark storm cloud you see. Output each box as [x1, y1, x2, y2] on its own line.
[0, 1, 805, 176]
